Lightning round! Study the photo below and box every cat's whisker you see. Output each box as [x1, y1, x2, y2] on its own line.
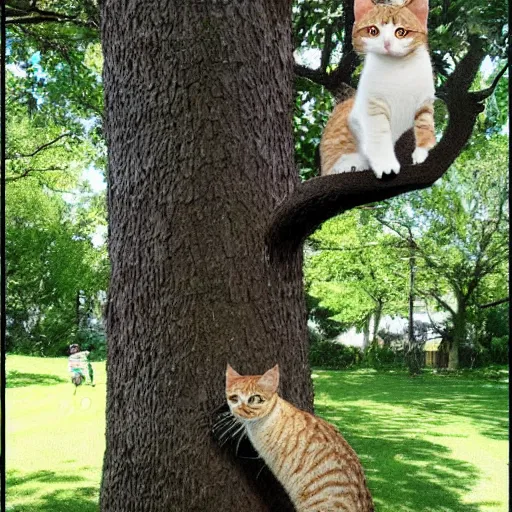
[219, 422, 244, 447]
[213, 413, 236, 431]
[234, 425, 247, 456]
[222, 423, 244, 445]
[217, 420, 241, 443]
[213, 422, 236, 440]
[213, 410, 232, 421]
[213, 415, 235, 431]
[255, 463, 266, 480]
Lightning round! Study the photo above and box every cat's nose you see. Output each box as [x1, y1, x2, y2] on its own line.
[384, 40, 391, 51]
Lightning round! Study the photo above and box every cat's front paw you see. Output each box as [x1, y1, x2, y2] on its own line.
[370, 156, 400, 179]
[412, 147, 429, 165]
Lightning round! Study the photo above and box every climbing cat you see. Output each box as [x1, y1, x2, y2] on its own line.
[320, 0, 435, 179]
[219, 364, 374, 511]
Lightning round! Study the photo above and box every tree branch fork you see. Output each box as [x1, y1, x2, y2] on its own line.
[266, 43, 502, 261]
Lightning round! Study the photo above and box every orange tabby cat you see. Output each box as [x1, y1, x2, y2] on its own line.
[223, 364, 374, 511]
[320, 0, 435, 179]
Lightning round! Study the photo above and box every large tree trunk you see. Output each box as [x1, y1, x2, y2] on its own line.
[362, 313, 371, 349]
[372, 300, 383, 342]
[100, 2, 313, 511]
[448, 307, 467, 370]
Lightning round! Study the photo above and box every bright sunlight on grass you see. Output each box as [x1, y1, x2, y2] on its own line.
[6, 355, 106, 512]
[6, 356, 509, 511]
[313, 369, 509, 512]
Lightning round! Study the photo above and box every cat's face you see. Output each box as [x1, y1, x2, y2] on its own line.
[225, 364, 279, 421]
[353, 0, 428, 57]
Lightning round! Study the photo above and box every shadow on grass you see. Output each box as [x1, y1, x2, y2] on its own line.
[313, 371, 508, 511]
[6, 370, 67, 388]
[318, 402, 480, 512]
[314, 370, 509, 441]
[28, 487, 98, 512]
[7, 471, 98, 512]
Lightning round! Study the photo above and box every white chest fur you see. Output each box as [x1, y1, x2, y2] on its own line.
[351, 46, 435, 143]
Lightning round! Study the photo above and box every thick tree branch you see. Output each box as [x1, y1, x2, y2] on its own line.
[423, 302, 451, 338]
[294, 64, 331, 88]
[417, 289, 456, 318]
[437, 40, 486, 102]
[268, 43, 487, 261]
[321, 24, 335, 71]
[478, 297, 510, 309]
[294, 51, 358, 97]
[295, 0, 357, 96]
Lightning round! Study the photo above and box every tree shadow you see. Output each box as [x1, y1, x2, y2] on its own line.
[6, 370, 67, 388]
[30, 487, 98, 512]
[313, 371, 508, 511]
[7, 470, 86, 487]
[6, 470, 99, 512]
[318, 403, 481, 511]
[314, 371, 509, 441]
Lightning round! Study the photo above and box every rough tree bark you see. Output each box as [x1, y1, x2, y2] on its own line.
[100, 1, 311, 510]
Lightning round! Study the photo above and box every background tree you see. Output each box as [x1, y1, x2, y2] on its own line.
[6, 175, 108, 355]
[305, 210, 409, 347]
[375, 134, 508, 368]
[6, 8, 108, 356]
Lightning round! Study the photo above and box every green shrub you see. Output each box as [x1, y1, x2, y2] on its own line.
[76, 329, 107, 361]
[365, 343, 405, 370]
[490, 336, 509, 365]
[310, 340, 362, 369]
[459, 338, 508, 368]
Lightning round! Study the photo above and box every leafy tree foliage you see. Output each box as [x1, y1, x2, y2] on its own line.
[373, 133, 508, 367]
[306, 209, 409, 345]
[6, 176, 108, 355]
[6, 6, 108, 356]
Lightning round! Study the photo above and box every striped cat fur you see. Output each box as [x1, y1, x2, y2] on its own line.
[221, 364, 374, 512]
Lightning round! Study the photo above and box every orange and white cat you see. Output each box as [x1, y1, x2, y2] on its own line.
[222, 364, 374, 511]
[320, 0, 435, 179]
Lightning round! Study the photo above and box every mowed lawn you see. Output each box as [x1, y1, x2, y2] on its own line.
[6, 356, 509, 511]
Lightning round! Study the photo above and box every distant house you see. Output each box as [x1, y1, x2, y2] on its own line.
[423, 338, 449, 368]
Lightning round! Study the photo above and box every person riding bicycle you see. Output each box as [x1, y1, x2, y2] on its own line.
[68, 343, 95, 388]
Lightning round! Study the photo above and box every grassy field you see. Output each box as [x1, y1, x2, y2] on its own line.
[6, 355, 106, 511]
[6, 355, 509, 511]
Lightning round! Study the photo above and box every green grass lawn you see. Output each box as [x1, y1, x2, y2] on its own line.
[6, 355, 106, 511]
[6, 356, 509, 511]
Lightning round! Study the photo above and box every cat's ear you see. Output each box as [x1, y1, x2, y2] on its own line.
[258, 364, 279, 394]
[354, 0, 375, 22]
[405, 0, 429, 29]
[226, 364, 241, 386]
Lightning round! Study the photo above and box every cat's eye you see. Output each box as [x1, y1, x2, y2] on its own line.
[395, 28, 408, 38]
[228, 394, 239, 404]
[367, 26, 379, 37]
[248, 394, 264, 405]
